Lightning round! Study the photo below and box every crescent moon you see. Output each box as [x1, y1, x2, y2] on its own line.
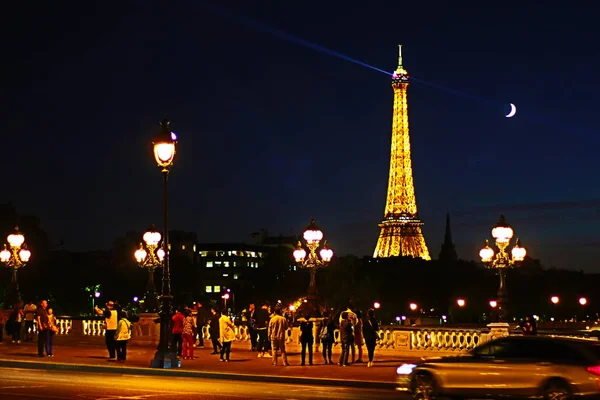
[505, 103, 516, 118]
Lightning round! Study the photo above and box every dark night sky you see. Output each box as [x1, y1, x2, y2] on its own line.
[3, 2, 600, 271]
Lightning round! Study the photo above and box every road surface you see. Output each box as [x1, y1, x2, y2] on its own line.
[0, 368, 405, 400]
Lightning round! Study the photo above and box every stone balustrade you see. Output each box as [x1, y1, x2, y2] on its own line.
[7, 314, 596, 358]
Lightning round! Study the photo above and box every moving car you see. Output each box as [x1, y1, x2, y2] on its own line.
[397, 335, 600, 399]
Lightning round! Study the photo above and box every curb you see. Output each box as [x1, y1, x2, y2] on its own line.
[0, 358, 396, 390]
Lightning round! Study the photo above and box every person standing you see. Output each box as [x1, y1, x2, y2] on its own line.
[95, 301, 118, 359]
[318, 311, 335, 364]
[338, 311, 353, 366]
[268, 307, 289, 366]
[363, 308, 380, 367]
[209, 307, 222, 355]
[219, 309, 236, 362]
[194, 302, 209, 347]
[36, 300, 49, 357]
[247, 303, 257, 351]
[171, 308, 185, 357]
[8, 304, 24, 344]
[255, 302, 271, 358]
[299, 315, 314, 366]
[23, 301, 37, 341]
[182, 308, 196, 360]
[114, 311, 131, 363]
[354, 310, 364, 363]
[46, 307, 58, 356]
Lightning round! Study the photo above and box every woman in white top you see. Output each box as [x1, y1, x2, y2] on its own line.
[114, 311, 131, 363]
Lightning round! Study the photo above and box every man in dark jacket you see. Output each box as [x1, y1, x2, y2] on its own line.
[255, 302, 271, 358]
[209, 307, 222, 354]
[300, 315, 314, 366]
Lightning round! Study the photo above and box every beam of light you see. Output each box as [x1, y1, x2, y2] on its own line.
[200, 1, 596, 137]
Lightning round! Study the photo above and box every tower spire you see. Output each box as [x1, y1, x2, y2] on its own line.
[439, 213, 458, 262]
[393, 44, 408, 77]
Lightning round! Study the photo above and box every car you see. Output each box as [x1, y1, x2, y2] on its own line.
[396, 335, 600, 399]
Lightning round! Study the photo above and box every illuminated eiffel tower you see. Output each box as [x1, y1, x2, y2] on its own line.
[373, 46, 430, 260]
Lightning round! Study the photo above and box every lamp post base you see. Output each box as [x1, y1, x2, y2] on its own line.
[150, 350, 181, 369]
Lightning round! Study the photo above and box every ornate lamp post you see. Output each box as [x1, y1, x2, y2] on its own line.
[150, 119, 179, 369]
[293, 219, 333, 316]
[134, 225, 165, 312]
[479, 215, 527, 322]
[0, 227, 32, 307]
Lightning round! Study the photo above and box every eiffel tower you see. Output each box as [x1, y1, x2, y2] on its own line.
[373, 46, 430, 260]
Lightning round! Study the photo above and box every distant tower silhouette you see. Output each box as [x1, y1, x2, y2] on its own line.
[438, 213, 458, 262]
[373, 45, 430, 260]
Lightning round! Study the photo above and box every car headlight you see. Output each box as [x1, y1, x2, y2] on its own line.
[396, 364, 417, 375]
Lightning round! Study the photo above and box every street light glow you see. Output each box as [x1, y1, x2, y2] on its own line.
[456, 298, 466, 307]
[489, 300, 498, 308]
[579, 297, 588, 306]
[373, 302, 381, 309]
[551, 296, 560, 304]
[409, 303, 418, 311]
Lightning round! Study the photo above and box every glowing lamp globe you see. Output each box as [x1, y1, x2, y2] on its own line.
[143, 229, 162, 246]
[222, 293, 230, 300]
[153, 120, 177, 170]
[579, 297, 588, 306]
[293, 242, 306, 262]
[489, 300, 498, 308]
[289, 305, 295, 312]
[134, 244, 147, 263]
[303, 219, 323, 244]
[479, 241, 494, 263]
[456, 298, 466, 307]
[319, 242, 333, 262]
[156, 248, 166, 262]
[373, 302, 381, 309]
[7, 229, 25, 248]
[551, 296, 560, 305]
[491, 215, 514, 244]
[18, 246, 31, 262]
[511, 239, 526, 261]
[409, 303, 418, 311]
[0, 245, 10, 263]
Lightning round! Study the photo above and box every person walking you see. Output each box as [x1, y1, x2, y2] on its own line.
[219, 309, 236, 362]
[114, 311, 132, 363]
[95, 301, 118, 359]
[363, 308, 380, 367]
[268, 307, 289, 366]
[299, 315, 314, 366]
[247, 303, 258, 351]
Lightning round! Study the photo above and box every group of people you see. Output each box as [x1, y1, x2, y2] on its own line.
[0, 300, 59, 357]
[94, 301, 132, 362]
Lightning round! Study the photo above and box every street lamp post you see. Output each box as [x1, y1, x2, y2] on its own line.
[134, 225, 166, 312]
[0, 227, 32, 307]
[479, 215, 527, 322]
[150, 119, 179, 369]
[293, 219, 333, 317]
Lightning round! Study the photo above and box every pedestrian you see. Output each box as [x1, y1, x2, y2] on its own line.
[194, 302, 209, 347]
[219, 309, 236, 362]
[255, 302, 271, 358]
[8, 303, 24, 343]
[363, 308, 379, 367]
[171, 308, 184, 357]
[94, 301, 118, 360]
[246, 303, 258, 351]
[23, 301, 37, 341]
[318, 310, 335, 364]
[45, 307, 58, 357]
[299, 314, 314, 366]
[114, 311, 132, 363]
[338, 311, 353, 366]
[354, 310, 364, 363]
[209, 307, 222, 355]
[268, 307, 289, 366]
[36, 300, 49, 357]
[182, 308, 196, 360]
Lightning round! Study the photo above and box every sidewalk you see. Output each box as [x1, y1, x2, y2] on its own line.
[0, 337, 418, 389]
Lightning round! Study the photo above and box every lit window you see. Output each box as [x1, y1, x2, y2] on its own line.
[233, 262, 237, 267]
[214, 286, 221, 293]
[223, 274, 229, 277]
[249, 251, 256, 258]
[224, 261, 230, 268]
[193, 245, 197, 252]
[215, 261, 222, 266]
[217, 251, 225, 257]
[258, 252, 263, 258]
[233, 274, 239, 280]
[200, 251, 208, 257]
[182, 245, 186, 250]
[247, 262, 251, 267]
[205, 286, 212, 293]
[206, 261, 213, 268]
